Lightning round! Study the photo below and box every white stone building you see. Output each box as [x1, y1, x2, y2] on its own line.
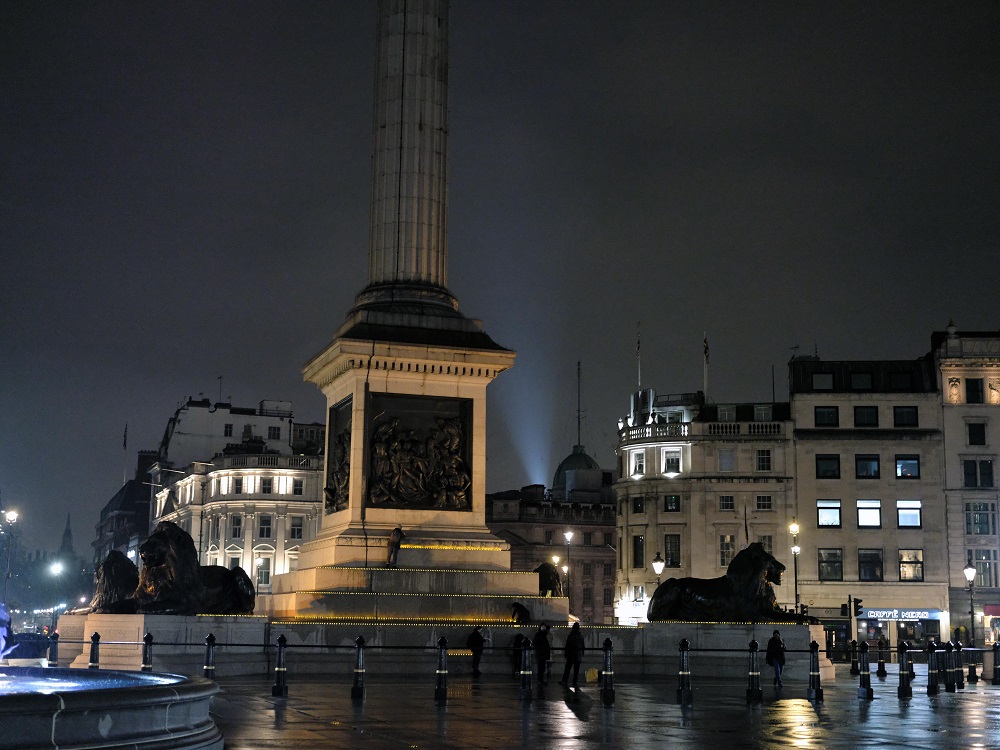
[613, 390, 796, 625]
[934, 325, 1000, 644]
[149, 398, 322, 592]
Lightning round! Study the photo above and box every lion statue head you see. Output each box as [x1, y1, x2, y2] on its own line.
[134, 521, 205, 615]
[727, 542, 785, 608]
[90, 550, 140, 614]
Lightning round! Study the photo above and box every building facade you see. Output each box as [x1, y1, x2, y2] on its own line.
[149, 398, 323, 593]
[614, 390, 796, 625]
[934, 325, 1000, 645]
[789, 357, 947, 652]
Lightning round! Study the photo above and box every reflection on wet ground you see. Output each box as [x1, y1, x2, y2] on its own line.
[212, 666, 1000, 749]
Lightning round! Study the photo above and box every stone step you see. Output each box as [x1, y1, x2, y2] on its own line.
[271, 566, 540, 596]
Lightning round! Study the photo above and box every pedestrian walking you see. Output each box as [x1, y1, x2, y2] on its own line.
[466, 625, 485, 677]
[559, 622, 586, 686]
[766, 629, 786, 687]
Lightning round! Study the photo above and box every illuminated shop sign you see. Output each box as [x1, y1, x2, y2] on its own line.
[861, 608, 942, 621]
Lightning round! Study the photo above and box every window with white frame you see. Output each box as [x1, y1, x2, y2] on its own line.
[290, 517, 304, 540]
[756, 495, 773, 511]
[233, 476, 243, 494]
[756, 449, 772, 472]
[231, 515, 242, 538]
[817, 499, 841, 527]
[268, 426, 281, 440]
[719, 534, 736, 567]
[965, 503, 996, 535]
[631, 451, 645, 476]
[970, 548, 999, 587]
[293, 479, 304, 495]
[719, 495, 735, 511]
[718, 405, 736, 422]
[662, 449, 681, 474]
[899, 549, 924, 581]
[754, 404, 773, 422]
[261, 477, 273, 494]
[258, 514, 272, 539]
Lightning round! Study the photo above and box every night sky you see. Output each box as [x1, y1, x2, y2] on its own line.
[2, 2, 998, 553]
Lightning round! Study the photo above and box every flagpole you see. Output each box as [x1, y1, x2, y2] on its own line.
[703, 332, 709, 401]
[122, 422, 128, 485]
[636, 322, 641, 390]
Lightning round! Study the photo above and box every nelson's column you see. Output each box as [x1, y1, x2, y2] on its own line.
[267, 0, 565, 624]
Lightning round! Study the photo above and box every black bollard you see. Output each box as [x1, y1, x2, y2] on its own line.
[993, 642, 1000, 686]
[676, 638, 693, 706]
[88, 632, 101, 670]
[897, 642, 912, 699]
[875, 638, 887, 678]
[906, 641, 915, 681]
[519, 640, 533, 702]
[968, 641, 979, 684]
[272, 634, 288, 698]
[47, 632, 59, 668]
[807, 640, 824, 702]
[943, 642, 956, 692]
[926, 641, 939, 696]
[857, 641, 873, 700]
[600, 638, 615, 706]
[849, 640, 860, 676]
[141, 632, 154, 673]
[434, 636, 448, 704]
[351, 636, 366, 702]
[954, 641, 965, 690]
[746, 639, 763, 705]
[203, 634, 216, 680]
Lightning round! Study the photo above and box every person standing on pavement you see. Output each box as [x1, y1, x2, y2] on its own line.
[765, 629, 786, 687]
[532, 623, 551, 684]
[466, 625, 485, 677]
[559, 622, 586, 686]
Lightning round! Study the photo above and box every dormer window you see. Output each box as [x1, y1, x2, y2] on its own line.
[718, 405, 736, 422]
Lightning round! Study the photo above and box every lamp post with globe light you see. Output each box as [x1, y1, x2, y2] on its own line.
[651, 551, 665, 588]
[2, 510, 18, 604]
[789, 520, 800, 614]
[964, 558, 977, 648]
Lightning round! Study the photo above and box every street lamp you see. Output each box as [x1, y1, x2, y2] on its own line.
[2, 510, 18, 604]
[563, 531, 573, 611]
[651, 551, 665, 587]
[789, 520, 800, 614]
[964, 558, 977, 647]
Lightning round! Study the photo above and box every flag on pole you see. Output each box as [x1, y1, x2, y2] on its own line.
[123, 423, 128, 450]
[703, 333, 709, 364]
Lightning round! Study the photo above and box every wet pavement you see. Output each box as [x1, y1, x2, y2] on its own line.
[211, 666, 1000, 749]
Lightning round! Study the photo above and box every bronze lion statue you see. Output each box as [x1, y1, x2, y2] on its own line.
[135, 521, 255, 615]
[533, 562, 562, 597]
[78, 522, 255, 616]
[647, 542, 812, 623]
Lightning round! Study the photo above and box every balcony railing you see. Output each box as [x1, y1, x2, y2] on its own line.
[706, 422, 783, 436]
[220, 455, 321, 470]
[623, 423, 690, 442]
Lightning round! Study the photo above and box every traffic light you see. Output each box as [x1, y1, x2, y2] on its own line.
[853, 597, 864, 617]
[840, 602, 849, 617]
[800, 605, 809, 617]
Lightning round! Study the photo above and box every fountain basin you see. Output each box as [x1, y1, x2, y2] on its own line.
[0, 666, 222, 750]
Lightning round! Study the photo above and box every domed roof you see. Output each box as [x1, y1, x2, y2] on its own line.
[552, 445, 601, 489]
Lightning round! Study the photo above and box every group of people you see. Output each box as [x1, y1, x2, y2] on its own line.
[468, 622, 586, 686]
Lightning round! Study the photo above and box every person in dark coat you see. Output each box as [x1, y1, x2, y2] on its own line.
[532, 623, 552, 684]
[466, 625, 485, 677]
[559, 622, 586, 686]
[511, 601, 530, 623]
[385, 527, 405, 567]
[765, 629, 786, 687]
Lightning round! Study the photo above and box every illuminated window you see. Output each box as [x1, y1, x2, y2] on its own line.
[970, 549, 999, 587]
[631, 451, 645, 475]
[897, 500, 922, 528]
[857, 499, 882, 527]
[256, 557, 271, 586]
[817, 499, 841, 527]
[662, 449, 681, 474]
[966, 503, 996, 535]
[895, 455, 920, 479]
[899, 549, 923, 581]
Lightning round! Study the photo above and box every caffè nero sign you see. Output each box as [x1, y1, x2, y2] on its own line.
[861, 607, 943, 621]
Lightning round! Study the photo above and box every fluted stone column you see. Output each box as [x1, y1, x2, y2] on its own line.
[358, 0, 455, 311]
